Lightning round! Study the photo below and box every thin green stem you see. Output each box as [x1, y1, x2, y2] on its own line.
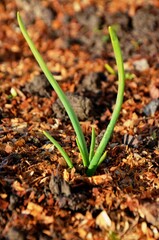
[76, 138, 87, 167]
[97, 151, 107, 166]
[87, 26, 125, 176]
[17, 12, 89, 166]
[89, 127, 96, 162]
[43, 131, 73, 168]
[105, 63, 116, 75]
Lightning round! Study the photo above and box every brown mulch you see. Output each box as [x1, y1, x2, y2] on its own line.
[0, 1, 159, 239]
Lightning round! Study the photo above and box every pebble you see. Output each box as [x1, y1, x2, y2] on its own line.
[133, 59, 149, 71]
[143, 99, 159, 116]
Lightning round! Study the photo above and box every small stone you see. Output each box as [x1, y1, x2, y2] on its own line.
[143, 99, 159, 116]
[96, 210, 112, 230]
[133, 59, 149, 71]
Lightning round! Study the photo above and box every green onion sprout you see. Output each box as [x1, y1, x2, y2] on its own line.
[17, 12, 125, 176]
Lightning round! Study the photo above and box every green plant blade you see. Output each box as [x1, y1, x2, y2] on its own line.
[43, 131, 73, 168]
[76, 137, 87, 167]
[89, 127, 96, 162]
[17, 12, 89, 166]
[97, 151, 107, 166]
[87, 26, 125, 176]
[105, 63, 116, 75]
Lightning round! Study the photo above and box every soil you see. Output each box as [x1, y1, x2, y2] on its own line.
[0, 1, 159, 239]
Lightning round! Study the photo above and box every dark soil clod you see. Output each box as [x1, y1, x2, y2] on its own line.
[24, 74, 52, 97]
[52, 92, 93, 120]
